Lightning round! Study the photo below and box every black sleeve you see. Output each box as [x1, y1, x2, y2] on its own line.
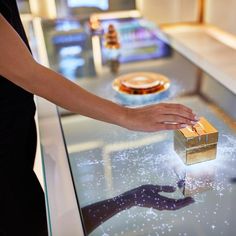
[0, 1, 4, 14]
[0, 3, 5, 17]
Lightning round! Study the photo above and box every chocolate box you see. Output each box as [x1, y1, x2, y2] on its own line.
[174, 117, 218, 165]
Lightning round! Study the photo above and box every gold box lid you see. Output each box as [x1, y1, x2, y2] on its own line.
[175, 117, 218, 148]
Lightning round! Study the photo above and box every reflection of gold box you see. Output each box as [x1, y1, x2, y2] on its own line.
[174, 117, 218, 165]
[179, 167, 215, 197]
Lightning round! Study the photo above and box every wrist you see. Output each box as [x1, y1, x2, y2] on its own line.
[116, 193, 134, 210]
[114, 105, 130, 129]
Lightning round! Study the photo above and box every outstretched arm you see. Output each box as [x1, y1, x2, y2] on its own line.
[0, 14, 198, 132]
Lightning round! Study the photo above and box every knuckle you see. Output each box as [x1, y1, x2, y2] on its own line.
[183, 118, 188, 123]
[174, 107, 179, 113]
[176, 124, 182, 129]
[171, 115, 177, 121]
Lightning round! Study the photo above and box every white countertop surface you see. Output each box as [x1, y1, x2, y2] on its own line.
[160, 24, 236, 95]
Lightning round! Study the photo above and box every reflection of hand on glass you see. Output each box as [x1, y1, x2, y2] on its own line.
[230, 177, 236, 183]
[82, 184, 194, 234]
[128, 184, 194, 210]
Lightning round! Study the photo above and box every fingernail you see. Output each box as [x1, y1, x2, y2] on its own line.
[180, 124, 188, 128]
[194, 116, 200, 121]
[191, 121, 197, 125]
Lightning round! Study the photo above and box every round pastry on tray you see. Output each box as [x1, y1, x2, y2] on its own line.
[113, 72, 170, 94]
[112, 72, 170, 105]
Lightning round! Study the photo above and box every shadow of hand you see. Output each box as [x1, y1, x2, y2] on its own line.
[128, 184, 194, 210]
[82, 184, 194, 234]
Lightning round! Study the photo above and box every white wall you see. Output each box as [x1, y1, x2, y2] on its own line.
[136, 0, 199, 25]
[136, 0, 236, 36]
[205, 0, 236, 36]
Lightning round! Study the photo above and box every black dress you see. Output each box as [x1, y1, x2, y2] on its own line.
[0, 1, 48, 235]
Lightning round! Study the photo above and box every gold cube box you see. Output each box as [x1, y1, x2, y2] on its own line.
[174, 117, 218, 165]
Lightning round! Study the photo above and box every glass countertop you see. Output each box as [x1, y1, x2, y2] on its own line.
[58, 48, 236, 236]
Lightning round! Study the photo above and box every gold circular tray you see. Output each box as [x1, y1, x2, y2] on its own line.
[112, 72, 170, 95]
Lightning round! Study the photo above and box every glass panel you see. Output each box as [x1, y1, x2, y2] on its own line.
[41, 18, 96, 81]
[59, 47, 236, 236]
[100, 18, 171, 64]
[17, 0, 31, 14]
[40, 17, 171, 82]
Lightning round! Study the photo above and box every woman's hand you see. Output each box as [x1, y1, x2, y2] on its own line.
[123, 103, 198, 132]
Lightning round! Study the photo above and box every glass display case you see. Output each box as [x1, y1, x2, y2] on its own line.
[37, 47, 236, 236]
[100, 17, 171, 64]
[35, 13, 236, 236]
[39, 15, 171, 81]
[60, 51, 236, 236]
